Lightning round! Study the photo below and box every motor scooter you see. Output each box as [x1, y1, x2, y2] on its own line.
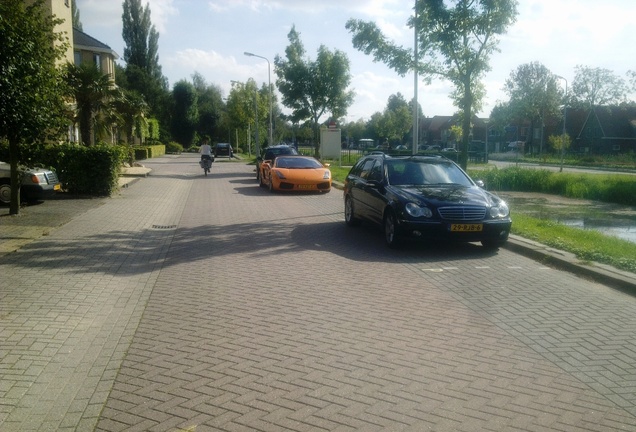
[200, 156, 213, 176]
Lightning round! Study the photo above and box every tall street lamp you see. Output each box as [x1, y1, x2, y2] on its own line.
[556, 75, 568, 172]
[244, 52, 273, 152]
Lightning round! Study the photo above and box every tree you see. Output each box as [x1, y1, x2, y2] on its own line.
[347, 0, 518, 169]
[65, 63, 118, 146]
[114, 90, 148, 145]
[72, 0, 83, 30]
[571, 65, 627, 108]
[503, 62, 562, 155]
[192, 72, 228, 144]
[380, 93, 412, 145]
[171, 80, 199, 148]
[227, 79, 268, 154]
[274, 25, 354, 158]
[0, 0, 69, 215]
[121, 0, 169, 134]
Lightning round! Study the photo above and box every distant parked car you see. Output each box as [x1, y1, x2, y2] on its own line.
[343, 153, 511, 249]
[214, 143, 233, 158]
[256, 145, 298, 182]
[0, 161, 61, 205]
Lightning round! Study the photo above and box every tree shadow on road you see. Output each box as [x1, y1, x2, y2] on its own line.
[4, 216, 499, 277]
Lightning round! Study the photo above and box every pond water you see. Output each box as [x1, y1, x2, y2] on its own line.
[498, 192, 636, 244]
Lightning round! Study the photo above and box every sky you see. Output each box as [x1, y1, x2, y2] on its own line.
[74, 0, 635, 123]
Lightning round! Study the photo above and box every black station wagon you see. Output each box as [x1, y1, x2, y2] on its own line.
[343, 153, 512, 249]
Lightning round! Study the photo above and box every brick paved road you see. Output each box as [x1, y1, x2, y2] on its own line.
[2, 154, 636, 431]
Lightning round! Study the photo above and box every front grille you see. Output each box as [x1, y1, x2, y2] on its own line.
[438, 206, 486, 221]
[45, 172, 59, 185]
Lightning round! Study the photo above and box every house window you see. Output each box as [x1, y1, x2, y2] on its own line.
[93, 53, 101, 69]
[74, 51, 81, 65]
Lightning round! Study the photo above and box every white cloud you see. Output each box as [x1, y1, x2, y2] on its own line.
[146, 0, 178, 34]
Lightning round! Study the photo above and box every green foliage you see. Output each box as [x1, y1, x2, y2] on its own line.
[274, 25, 354, 156]
[134, 148, 148, 160]
[347, 0, 518, 169]
[0, 0, 71, 214]
[65, 63, 119, 146]
[511, 213, 636, 273]
[35, 144, 126, 196]
[171, 80, 199, 147]
[146, 144, 165, 158]
[166, 141, 184, 153]
[147, 118, 160, 141]
[468, 167, 636, 206]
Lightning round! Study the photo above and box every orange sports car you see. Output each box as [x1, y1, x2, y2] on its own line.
[259, 155, 331, 193]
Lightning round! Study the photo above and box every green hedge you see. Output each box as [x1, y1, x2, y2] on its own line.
[469, 167, 636, 206]
[44, 144, 126, 196]
[131, 144, 166, 160]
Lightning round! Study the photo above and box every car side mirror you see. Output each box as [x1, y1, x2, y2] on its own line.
[475, 180, 485, 188]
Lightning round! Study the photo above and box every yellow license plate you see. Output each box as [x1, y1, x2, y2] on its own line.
[451, 223, 483, 232]
[297, 184, 314, 189]
[54, 184, 61, 191]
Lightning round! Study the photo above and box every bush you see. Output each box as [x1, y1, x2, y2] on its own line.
[469, 167, 636, 206]
[166, 141, 183, 154]
[42, 143, 126, 196]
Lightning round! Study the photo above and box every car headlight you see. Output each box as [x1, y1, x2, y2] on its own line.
[489, 201, 510, 218]
[405, 202, 432, 218]
[323, 170, 331, 180]
[273, 170, 286, 179]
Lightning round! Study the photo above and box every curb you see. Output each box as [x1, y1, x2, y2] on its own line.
[504, 235, 636, 294]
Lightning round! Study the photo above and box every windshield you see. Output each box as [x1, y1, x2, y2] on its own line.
[275, 157, 323, 169]
[387, 159, 473, 187]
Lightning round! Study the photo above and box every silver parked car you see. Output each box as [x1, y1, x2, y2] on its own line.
[0, 161, 61, 205]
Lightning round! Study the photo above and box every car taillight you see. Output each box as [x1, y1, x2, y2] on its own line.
[30, 175, 41, 184]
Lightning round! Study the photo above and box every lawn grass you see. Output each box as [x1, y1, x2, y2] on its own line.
[511, 213, 636, 273]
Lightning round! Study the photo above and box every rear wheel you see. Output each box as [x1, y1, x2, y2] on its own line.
[384, 210, 400, 248]
[344, 195, 361, 226]
[0, 180, 11, 205]
[268, 175, 276, 193]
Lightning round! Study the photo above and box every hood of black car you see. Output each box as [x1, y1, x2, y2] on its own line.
[393, 184, 499, 207]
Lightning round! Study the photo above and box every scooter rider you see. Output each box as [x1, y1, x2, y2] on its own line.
[199, 136, 214, 165]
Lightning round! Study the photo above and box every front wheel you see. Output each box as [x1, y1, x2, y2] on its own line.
[384, 210, 400, 248]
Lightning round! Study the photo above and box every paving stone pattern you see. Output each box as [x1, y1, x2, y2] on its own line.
[1, 155, 636, 431]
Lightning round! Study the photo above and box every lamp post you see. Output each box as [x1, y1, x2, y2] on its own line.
[244, 52, 273, 151]
[556, 75, 568, 172]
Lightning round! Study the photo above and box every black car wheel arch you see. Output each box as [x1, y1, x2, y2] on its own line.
[344, 195, 361, 226]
